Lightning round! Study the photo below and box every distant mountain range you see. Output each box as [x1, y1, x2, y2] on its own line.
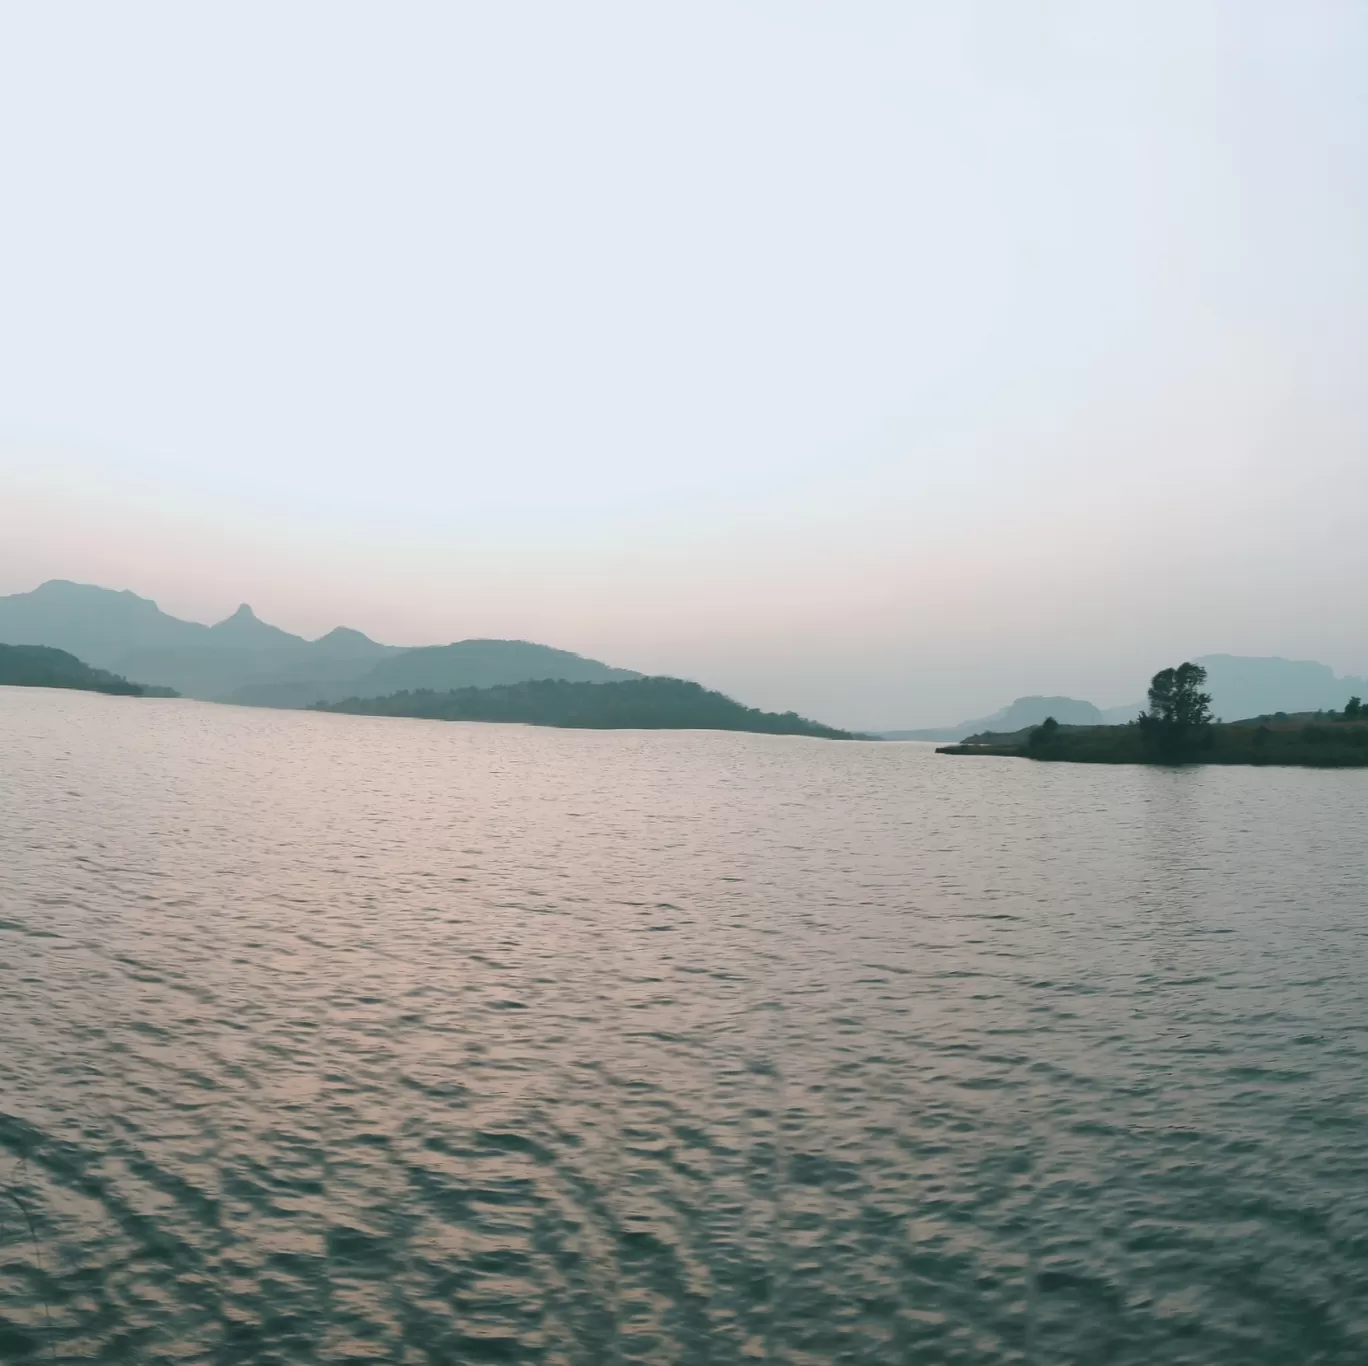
[1193, 654, 1368, 723]
[0, 580, 639, 704]
[6, 582, 1365, 730]
[884, 655, 1368, 741]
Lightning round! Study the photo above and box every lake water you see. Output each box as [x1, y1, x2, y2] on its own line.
[1, 686, 1366, 1364]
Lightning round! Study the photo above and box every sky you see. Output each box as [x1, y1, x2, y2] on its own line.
[2, 1, 1366, 729]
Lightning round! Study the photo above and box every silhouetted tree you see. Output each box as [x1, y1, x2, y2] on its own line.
[1028, 716, 1060, 750]
[1138, 662, 1213, 760]
[1345, 696, 1362, 721]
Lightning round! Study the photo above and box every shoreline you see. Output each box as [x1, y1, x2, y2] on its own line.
[938, 720, 1368, 769]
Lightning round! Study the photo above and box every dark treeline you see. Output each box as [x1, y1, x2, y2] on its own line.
[314, 675, 856, 739]
[0, 643, 172, 697]
[1014, 718, 1368, 767]
[1253, 696, 1365, 725]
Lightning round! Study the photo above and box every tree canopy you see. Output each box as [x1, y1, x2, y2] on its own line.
[1138, 662, 1214, 759]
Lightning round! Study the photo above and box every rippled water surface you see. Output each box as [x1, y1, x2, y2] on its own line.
[2, 687, 1367, 1364]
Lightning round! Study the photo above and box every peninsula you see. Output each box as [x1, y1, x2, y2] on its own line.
[938, 663, 1368, 768]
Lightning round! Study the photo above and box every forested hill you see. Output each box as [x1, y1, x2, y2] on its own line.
[314, 676, 856, 738]
[0, 643, 174, 697]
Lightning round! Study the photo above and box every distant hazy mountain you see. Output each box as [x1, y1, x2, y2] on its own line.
[0, 580, 638, 705]
[205, 601, 310, 649]
[1193, 654, 1368, 721]
[882, 696, 1103, 742]
[360, 641, 639, 693]
[0, 580, 204, 660]
[313, 626, 392, 657]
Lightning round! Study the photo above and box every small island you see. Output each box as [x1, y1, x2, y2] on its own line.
[939, 663, 1368, 768]
[0, 643, 176, 697]
[313, 675, 857, 739]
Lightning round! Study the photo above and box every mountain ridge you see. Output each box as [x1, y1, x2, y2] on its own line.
[0, 580, 638, 704]
[6, 582, 1366, 726]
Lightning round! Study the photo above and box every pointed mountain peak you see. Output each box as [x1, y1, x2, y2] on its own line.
[211, 603, 266, 629]
[208, 603, 304, 648]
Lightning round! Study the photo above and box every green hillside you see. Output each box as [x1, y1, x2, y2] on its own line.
[0, 643, 174, 697]
[315, 676, 854, 738]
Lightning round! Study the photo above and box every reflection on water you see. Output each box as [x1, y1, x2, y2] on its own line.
[1, 686, 1366, 1364]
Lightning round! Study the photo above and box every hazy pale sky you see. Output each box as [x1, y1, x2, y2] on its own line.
[2, 1, 1365, 728]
